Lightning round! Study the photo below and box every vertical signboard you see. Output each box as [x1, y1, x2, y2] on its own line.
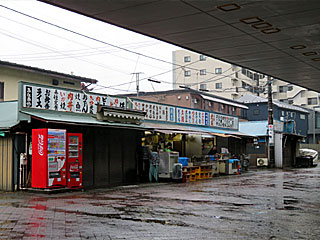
[268, 124, 274, 145]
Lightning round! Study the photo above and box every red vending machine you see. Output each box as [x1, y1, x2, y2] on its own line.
[31, 129, 67, 188]
[67, 133, 83, 188]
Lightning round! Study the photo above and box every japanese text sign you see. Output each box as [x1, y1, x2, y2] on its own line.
[132, 100, 175, 122]
[23, 84, 126, 114]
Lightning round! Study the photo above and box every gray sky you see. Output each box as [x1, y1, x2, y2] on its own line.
[0, 0, 181, 94]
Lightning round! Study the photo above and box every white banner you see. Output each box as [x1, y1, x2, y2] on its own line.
[176, 108, 207, 126]
[132, 100, 175, 122]
[23, 85, 126, 114]
[177, 107, 238, 130]
[210, 113, 238, 130]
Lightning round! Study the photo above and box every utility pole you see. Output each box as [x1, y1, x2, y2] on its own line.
[131, 72, 143, 98]
[256, 74, 260, 96]
[267, 76, 275, 168]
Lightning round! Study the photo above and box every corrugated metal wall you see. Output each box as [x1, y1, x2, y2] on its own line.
[0, 136, 13, 191]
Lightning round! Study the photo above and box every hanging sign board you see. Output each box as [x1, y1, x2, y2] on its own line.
[132, 100, 175, 122]
[132, 100, 238, 130]
[176, 107, 238, 130]
[23, 84, 126, 114]
[176, 108, 207, 126]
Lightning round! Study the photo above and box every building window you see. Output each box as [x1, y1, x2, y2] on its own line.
[281, 111, 285, 116]
[200, 69, 206, 75]
[184, 70, 191, 77]
[288, 86, 293, 91]
[216, 82, 222, 89]
[253, 109, 260, 115]
[241, 109, 247, 119]
[316, 115, 320, 129]
[308, 97, 317, 105]
[288, 99, 293, 104]
[300, 114, 305, 120]
[184, 56, 191, 62]
[200, 84, 207, 90]
[254, 73, 259, 81]
[235, 72, 239, 78]
[241, 68, 246, 75]
[279, 86, 288, 93]
[200, 55, 206, 61]
[215, 68, 222, 74]
[248, 71, 253, 79]
[219, 104, 225, 112]
[63, 80, 75, 85]
[0, 82, 3, 101]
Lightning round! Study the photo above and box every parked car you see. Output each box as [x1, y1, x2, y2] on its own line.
[296, 149, 318, 167]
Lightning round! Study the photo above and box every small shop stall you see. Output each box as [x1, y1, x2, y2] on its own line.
[140, 127, 245, 183]
[132, 99, 250, 183]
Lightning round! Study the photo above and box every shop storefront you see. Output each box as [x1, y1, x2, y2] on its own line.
[1, 82, 251, 191]
[132, 99, 251, 182]
[1, 82, 147, 191]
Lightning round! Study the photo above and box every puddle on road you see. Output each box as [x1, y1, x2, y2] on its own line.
[51, 207, 191, 228]
[276, 206, 303, 210]
[0, 202, 23, 208]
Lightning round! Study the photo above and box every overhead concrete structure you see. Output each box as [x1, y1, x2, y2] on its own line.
[40, 0, 320, 92]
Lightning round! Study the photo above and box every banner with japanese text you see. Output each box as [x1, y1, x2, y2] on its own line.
[177, 107, 238, 130]
[132, 100, 175, 122]
[23, 84, 126, 114]
[176, 107, 208, 126]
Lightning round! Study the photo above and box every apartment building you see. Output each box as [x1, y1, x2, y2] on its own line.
[272, 78, 320, 109]
[173, 50, 319, 110]
[172, 49, 268, 100]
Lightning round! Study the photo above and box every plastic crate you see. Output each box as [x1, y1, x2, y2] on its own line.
[179, 157, 189, 167]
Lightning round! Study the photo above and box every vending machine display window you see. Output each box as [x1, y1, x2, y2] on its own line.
[67, 133, 83, 188]
[31, 129, 67, 189]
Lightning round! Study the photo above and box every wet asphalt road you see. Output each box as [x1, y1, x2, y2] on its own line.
[1, 166, 320, 240]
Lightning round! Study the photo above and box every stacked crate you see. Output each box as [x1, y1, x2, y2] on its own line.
[182, 167, 191, 183]
[182, 164, 214, 182]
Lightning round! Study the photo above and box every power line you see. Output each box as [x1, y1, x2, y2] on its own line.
[0, 14, 166, 71]
[0, 29, 131, 75]
[0, 4, 227, 76]
[1, 4, 254, 94]
[0, 4, 266, 94]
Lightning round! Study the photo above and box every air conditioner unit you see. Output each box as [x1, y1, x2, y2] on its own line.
[257, 158, 268, 167]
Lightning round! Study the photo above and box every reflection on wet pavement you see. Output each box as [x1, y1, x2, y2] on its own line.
[1, 166, 320, 239]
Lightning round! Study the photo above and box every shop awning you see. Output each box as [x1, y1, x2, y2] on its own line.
[21, 109, 147, 130]
[143, 122, 208, 135]
[191, 126, 253, 138]
[143, 122, 252, 138]
[0, 101, 30, 130]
